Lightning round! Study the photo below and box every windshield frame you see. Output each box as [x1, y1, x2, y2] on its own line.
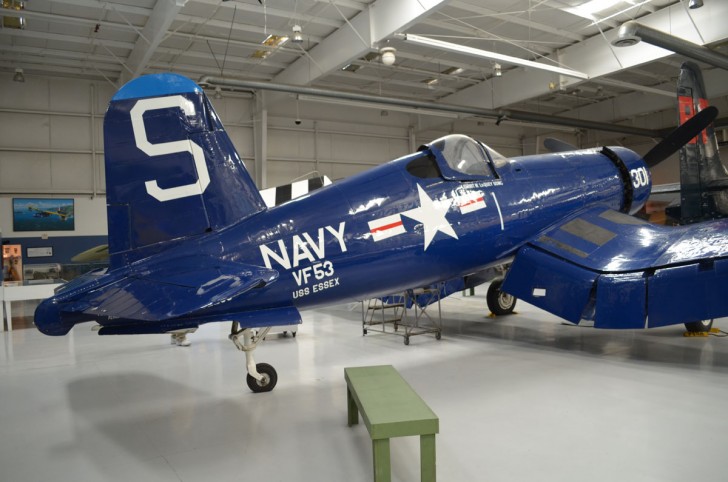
[426, 134, 503, 181]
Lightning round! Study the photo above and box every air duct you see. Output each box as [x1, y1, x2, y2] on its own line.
[613, 22, 728, 71]
[199, 75, 661, 138]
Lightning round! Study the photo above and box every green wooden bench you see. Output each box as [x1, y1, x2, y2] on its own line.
[345, 365, 439, 482]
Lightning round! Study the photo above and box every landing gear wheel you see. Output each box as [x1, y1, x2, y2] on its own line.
[487, 279, 517, 316]
[684, 319, 713, 333]
[404, 336, 410, 346]
[246, 363, 278, 393]
[435, 331, 442, 340]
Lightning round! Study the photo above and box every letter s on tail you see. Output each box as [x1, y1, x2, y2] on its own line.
[104, 74, 266, 268]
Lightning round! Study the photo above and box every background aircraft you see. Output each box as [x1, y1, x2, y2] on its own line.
[27, 203, 74, 222]
[35, 73, 728, 392]
[653, 62, 728, 225]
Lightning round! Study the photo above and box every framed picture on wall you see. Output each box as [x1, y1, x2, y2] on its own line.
[12, 198, 75, 232]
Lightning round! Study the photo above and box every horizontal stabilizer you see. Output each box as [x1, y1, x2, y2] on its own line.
[77, 256, 278, 321]
[35, 255, 279, 335]
[95, 305, 301, 335]
[503, 207, 728, 328]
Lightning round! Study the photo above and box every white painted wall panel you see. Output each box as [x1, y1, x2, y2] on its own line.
[0, 77, 50, 111]
[268, 129, 314, 160]
[49, 78, 90, 113]
[0, 153, 52, 191]
[0, 113, 51, 149]
[268, 161, 317, 187]
[49, 116, 91, 150]
[49, 154, 94, 191]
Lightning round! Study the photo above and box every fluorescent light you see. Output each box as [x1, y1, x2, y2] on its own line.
[399, 33, 589, 80]
[297, 94, 459, 119]
[341, 63, 361, 72]
[564, 0, 652, 23]
[442, 66, 464, 75]
[565, 0, 623, 20]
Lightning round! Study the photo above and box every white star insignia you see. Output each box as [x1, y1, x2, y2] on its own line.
[402, 185, 458, 250]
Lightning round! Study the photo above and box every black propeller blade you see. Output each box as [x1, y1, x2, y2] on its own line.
[643, 106, 718, 168]
[543, 137, 577, 153]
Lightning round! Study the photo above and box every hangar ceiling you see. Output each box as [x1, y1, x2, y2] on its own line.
[2, 0, 728, 135]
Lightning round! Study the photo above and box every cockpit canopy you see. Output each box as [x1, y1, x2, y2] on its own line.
[426, 134, 506, 181]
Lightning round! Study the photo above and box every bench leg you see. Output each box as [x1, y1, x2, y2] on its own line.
[420, 434, 436, 482]
[372, 438, 391, 482]
[347, 387, 359, 426]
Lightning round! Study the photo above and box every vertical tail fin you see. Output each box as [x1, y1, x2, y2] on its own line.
[676, 62, 728, 223]
[104, 74, 266, 268]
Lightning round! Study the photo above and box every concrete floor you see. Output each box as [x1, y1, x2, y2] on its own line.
[2, 292, 728, 482]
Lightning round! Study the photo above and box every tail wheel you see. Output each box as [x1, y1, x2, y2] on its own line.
[684, 320, 713, 333]
[246, 363, 278, 393]
[487, 279, 517, 316]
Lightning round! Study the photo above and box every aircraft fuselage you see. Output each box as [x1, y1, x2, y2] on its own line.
[166, 145, 649, 323]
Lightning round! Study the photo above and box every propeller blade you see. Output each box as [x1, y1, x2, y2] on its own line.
[544, 137, 577, 153]
[643, 106, 718, 168]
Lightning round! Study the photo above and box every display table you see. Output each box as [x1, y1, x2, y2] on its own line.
[1, 281, 64, 332]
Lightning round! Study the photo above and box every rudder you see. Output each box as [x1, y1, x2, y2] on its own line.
[676, 62, 728, 223]
[104, 74, 266, 268]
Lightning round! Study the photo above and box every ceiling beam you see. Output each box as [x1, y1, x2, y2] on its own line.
[200, 75, 661, 137]
[448, 0, 585, 43]
[328, 71, 458, 94]
[0, 45, 123, 67]
[419, 18, 554, 57]
[186, 0, 343, 29]
[43, 0, 152, 17]
[173, 14, 325, 44]
[121, 0, 187, 83]
[0, 28, 135, 51]
[273, 0, 448, 86]
[547, 67, 728, 130]
[440, 1, 728, 113]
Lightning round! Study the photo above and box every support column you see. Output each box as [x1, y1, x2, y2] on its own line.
[253, 91, 268, 189]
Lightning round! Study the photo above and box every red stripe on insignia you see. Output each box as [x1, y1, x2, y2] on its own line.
[371, 221, 403, 233]
[460, 196, 484, 207]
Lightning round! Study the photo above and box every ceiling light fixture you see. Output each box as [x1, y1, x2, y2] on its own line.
[422, 78, 439, 89]
[493, 62, 502, 77]
[379, 47, 396, 66]
[688, 0, 703, 8]
[251, 34, 289, 59]
[292, 24, 303, 44]
[214, 86, 222, 99]
[398, 33, 588, 80]
[13, 68, 24, 82]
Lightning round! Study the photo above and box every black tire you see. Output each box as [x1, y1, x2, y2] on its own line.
[404, 336, 410, 346]
[487, 279, 517, 316]
[684, 319, 713, 333]
[435, 331, 442, 340]
[292, 331, 297, 338]
[363, 328, 368, 336]
[246, 363, 278, 393]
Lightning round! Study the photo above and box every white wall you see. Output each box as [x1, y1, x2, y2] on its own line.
[0, 72, 535, 237]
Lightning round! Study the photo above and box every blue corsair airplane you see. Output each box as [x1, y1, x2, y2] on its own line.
[35, 73, 728, 393]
